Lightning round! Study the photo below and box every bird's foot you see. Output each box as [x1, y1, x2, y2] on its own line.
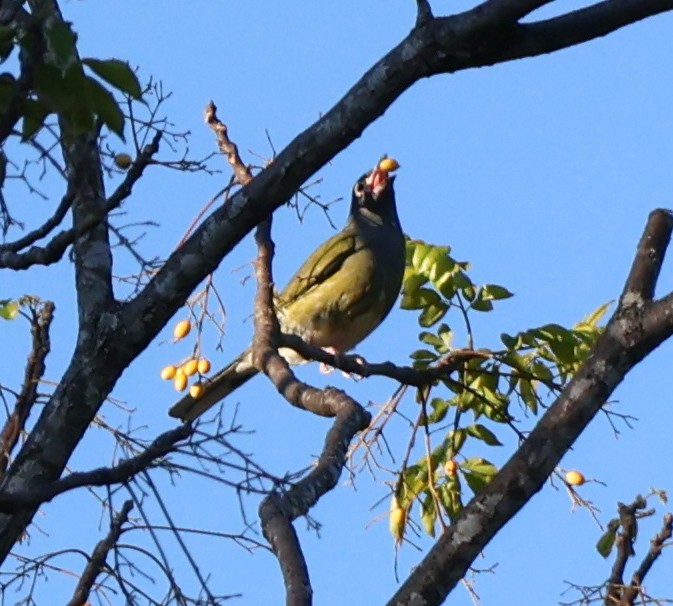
[319, 348, 363, 379]
[319, 346, 340, 374]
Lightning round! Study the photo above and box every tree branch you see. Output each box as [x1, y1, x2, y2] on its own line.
[0, 194, 73, 255]
[66, 500, 134, 606]
[626, 512, 673, 602]
[205, 101, 253, 187]
[0, 424, 192, 513]
[0, 300, 54, 478]
[0, 132, 160, 270]
[478, 0, 673, 65]
[621, 209, 673, 302]
[252, 219, 370, 606]
[604, 496, 645, 605]
[280, 333, 485, 387]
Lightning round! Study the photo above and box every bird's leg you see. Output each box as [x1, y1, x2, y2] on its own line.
[319, 346, 339, 374]
[319, 347, 363, 379]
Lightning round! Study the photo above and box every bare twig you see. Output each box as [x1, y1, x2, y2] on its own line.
[0, 131, 161, 270]
[0, 424, 193, 512]
[67, 500, 134, 606]
[0, 300, 54, 478]
[205, 101, 253, 187]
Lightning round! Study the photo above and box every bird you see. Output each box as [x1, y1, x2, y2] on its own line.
[169, 158, 406, 421]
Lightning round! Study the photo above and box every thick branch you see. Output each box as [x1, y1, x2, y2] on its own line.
[0, 7, 35, 143]
[438, 0, 673, 69]
[621, 209, 673, 302]
[252, 220, 370, 606]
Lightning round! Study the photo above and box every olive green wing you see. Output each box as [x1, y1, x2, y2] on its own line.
[278, 229, 359, 305]
[279, 236, 393, 350]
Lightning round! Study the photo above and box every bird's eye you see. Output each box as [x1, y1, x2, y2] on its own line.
[354, 183, 365, 197]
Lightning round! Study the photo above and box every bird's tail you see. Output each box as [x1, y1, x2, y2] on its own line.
[168, 350, 258, 421]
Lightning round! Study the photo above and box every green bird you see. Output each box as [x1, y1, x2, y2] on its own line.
[169, 159, 405, 421]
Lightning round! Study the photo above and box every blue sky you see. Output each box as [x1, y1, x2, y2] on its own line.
[3, 2, 673, 605]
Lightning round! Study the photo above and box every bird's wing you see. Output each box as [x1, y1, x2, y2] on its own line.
[279, 230, 395, 351]
[278, 229, 360, 305]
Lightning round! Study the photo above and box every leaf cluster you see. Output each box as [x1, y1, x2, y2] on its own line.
[0, 20, 141, 140]
[391, 240, 609, 540]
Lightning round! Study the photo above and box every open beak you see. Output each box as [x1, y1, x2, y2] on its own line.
[367, 168, 390, 197]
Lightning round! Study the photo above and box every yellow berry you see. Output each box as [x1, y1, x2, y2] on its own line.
[182, 358, 198, 377]
[160, 365, 177, 380]
[378, 157, 400, 172]
[197, 358, 211, 374]
[389, 496, 406, 543]
[173, 319, 191, 340]
[565, 470, 586, 486]
[189, 383, 204, 399]
[114, 153, 133, 170]
[444, 460, 458, 476]
[173, 370, 187, 392]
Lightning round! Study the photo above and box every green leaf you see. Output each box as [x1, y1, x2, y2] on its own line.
[419, 324, 452, 353]
[83, 75, 125, 138]
[83, 58, 142, 100]
[411, 242, 433, 271]
[461, 457, 498, 477]
[482, 402, 511, 423]
[530, 361, 553, 381]
[580, 301, 613, 327]
[0, 72, 16, 112]
[446, 428, 466, 456]
[398, 463, 428, 505]
[46, 21, 78, 67]
[0, 25, 15, 62]
[462, 470, 490, 494]
[427, 254, 456, 291]
[35, 63, 72, 108]
[401, 271, 427, 296]
[21, 99, 51, 140]
[419, 299, 448, 327]
[410, 349, 438, 362]
[519, 378, 538, 414]
[500, 332, 517, 349]
[439, 482, 463, 521]
[420, 331, 444, 350]
[596, 525, 618, 558]
[427, 397, 451, 424]
[0, 299, 19, 320]
[437, 323, 453, 348]
[481, 284, 514, 301]
[462, 457, 498, 494]
[420, 493, 436, 537]
[470, 297, 493, 312]
[401, 285, 440, 310]
[465, 424, 502, 446]
[452, 270, 472, 290]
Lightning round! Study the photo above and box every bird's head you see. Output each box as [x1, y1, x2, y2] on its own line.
[350, 156, 400, 223]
